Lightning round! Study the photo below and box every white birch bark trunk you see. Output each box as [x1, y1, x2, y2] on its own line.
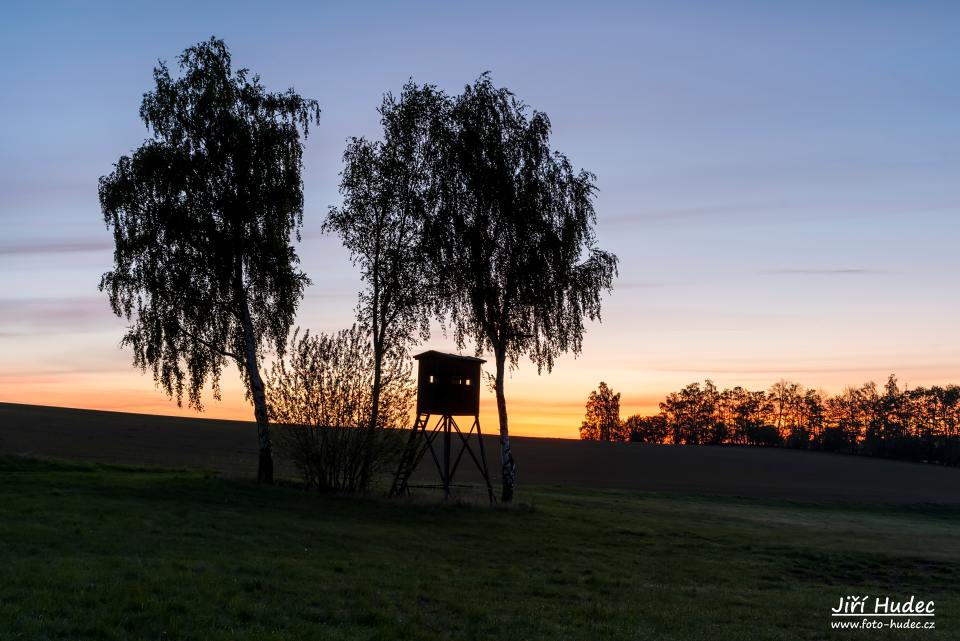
[494, 347, 516, 502]
[240, 297, 273, 484]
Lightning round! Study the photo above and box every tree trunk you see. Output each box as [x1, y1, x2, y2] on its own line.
[240, 298, 273, 484]
[494, 347, 516, 502]
[358, 340, 384, 490]
[369, 343, 383, 433]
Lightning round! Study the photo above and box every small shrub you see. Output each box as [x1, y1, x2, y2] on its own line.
[266, 326, 413, 492]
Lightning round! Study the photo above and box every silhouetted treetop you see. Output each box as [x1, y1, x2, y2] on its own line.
[581, 382, 623, 441]
[432, 74, 618, 374]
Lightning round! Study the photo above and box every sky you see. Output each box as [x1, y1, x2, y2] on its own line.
[1, 1, 959, 438]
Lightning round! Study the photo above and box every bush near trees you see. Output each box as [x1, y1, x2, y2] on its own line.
[265, 326, 414, 492]
[581, 375, 960, 467]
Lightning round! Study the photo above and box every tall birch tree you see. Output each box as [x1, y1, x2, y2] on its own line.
[98, 37, 319, 483]
[430, 75, 618, 502]
[324, 82, 445, 439]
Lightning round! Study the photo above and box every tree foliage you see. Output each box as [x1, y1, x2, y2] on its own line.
[660, 381, 723, 445]
[98, 37, 320, 482]
[434, 74, 618, 373]
[580, 382, 624, 441]
[429, 74, 618, 501]
[624, 414, 669, 444]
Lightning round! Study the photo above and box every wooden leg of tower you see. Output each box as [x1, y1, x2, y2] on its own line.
[421, 415, 446, 482]
[474, 415, 495, 504]
[442, 415, 452, 499]
[448, 416, 471, 480]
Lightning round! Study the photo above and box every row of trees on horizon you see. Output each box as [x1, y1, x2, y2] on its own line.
[581, 376, 960, 466]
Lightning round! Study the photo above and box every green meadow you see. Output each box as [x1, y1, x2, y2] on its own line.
[1, 455, 957, 641]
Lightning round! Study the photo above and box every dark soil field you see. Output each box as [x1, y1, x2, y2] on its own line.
[2, 401, 959, 503]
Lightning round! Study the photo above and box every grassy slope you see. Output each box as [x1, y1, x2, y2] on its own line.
[1, 456, 958, 641]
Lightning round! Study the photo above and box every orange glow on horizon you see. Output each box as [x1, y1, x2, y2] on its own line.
[0, 363, 659, 438]
[5, 353, 959, 440]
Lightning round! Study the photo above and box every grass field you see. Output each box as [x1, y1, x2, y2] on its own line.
[2, 455, 959, 640]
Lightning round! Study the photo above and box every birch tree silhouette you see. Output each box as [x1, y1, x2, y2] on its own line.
[431, 75, 618, 501]
[98, 37, 320, 483]
[325, 82, 446, 439]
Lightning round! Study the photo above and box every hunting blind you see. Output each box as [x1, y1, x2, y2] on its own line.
[390, 351, 495, 502]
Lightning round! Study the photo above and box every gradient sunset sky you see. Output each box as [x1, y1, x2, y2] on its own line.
[2, 1, 959, 438]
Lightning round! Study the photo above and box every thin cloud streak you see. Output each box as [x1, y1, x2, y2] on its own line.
[760, 268, 887, 276]
[642, 364, 960, 376]
[602, 203, 772, 226]
[0, 296, 111, 317]
[0, 240, 113, 256]
[616, 280, 684, 289]
[0, 297, 119, 333]
[604, 200, 960, 230]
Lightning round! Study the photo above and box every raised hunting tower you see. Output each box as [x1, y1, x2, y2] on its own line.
[390, 351, 494, 502]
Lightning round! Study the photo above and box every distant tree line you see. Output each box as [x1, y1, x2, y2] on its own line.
[581, 376, 960, 467]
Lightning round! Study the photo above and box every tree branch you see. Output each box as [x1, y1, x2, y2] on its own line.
[177, 323, 241, 362]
